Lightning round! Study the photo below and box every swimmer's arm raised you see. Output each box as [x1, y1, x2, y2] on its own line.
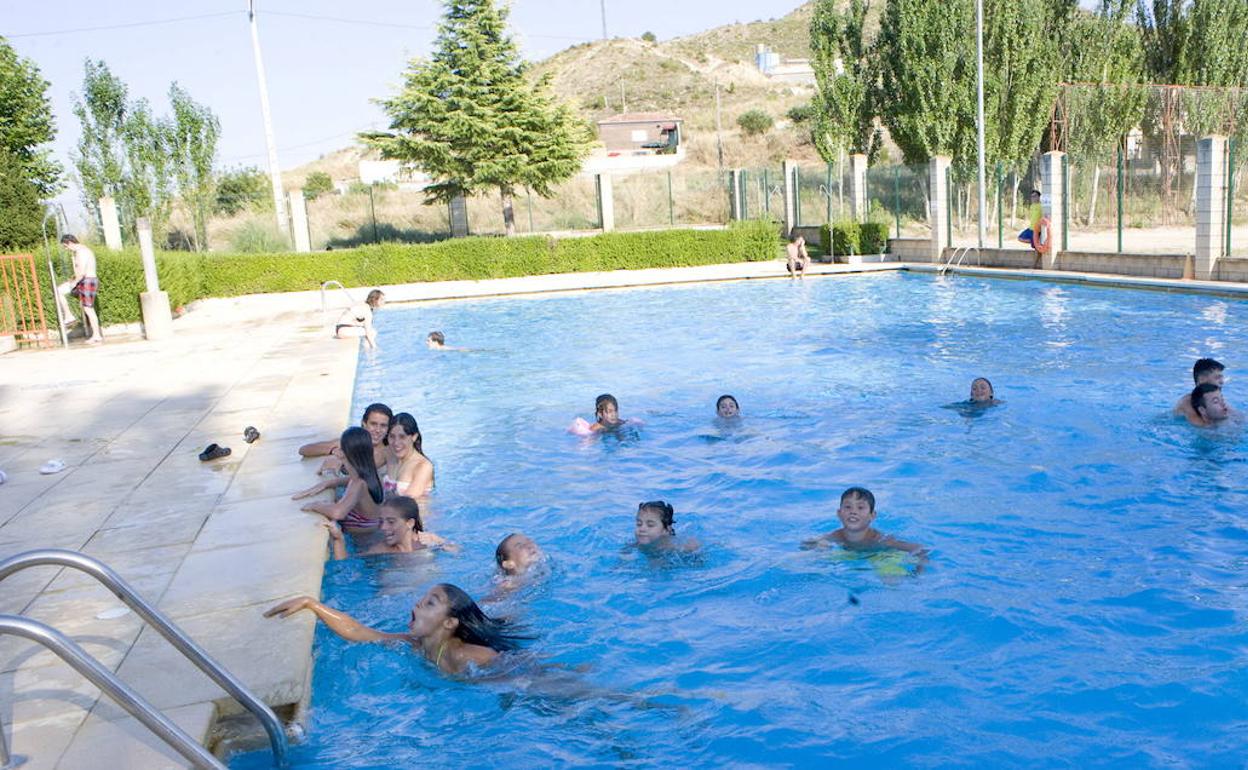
[263, 596, 407, 643]
[323, 521, 348, 561]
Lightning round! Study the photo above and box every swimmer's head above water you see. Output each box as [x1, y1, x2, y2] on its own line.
[361, 403, 394, 446]
[379, 496, 423, 547]
[495, 532, 544, 575]
[1191, 383, 1229, 424]
[408, 583, 528, 652]
[427, 331, 446, 349]
[716, 394, 740, 418]
[595, 394, 620, 426]
[970, 377, 995, 403]
[635, 500, 675, 545]
[1193, 358, 1225, 386]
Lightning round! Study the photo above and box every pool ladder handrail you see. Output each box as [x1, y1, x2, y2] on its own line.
[938, 246, 979, 275]
[0, 549, 289, 770]
[320, 280, 355, 330]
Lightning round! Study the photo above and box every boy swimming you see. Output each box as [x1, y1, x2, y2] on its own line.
[1175, 358, 1225, 421]
[802, 487, 928, 569]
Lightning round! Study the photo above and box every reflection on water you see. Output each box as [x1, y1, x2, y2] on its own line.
[233, 274, 1248, 769]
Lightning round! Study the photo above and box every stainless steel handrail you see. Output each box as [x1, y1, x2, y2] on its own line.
[0, 615, 224, 770]
[320, 280, 354, 329]
[0, 549, 288, 766]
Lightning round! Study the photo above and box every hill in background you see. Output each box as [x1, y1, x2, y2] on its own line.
[287, 2, 825, 186]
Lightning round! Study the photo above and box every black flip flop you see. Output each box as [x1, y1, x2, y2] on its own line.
[198, 444, 232, 462]
[244, 426, 261, 444]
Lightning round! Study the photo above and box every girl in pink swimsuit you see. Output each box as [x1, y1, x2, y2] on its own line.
[293, 426, 385, 530]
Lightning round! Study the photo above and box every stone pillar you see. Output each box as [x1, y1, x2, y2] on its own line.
[136, 217, 172, 340]
[596, 173, 615, 232]
[929, 155, 951, 262]
[1040, 151, 1066, 269]
[99, 197, 123, 250]
[449, 194, 469, 238]
[288, 189, 311, 253]
[782, 159, 798, 237]
[728, 169, 745, 221]
[848, 153, 868, 222]
[1195, 135, 1228, 280]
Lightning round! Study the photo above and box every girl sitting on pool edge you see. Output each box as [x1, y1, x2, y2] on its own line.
[265, 584, 529, 674]
[802, 487, 928, 570]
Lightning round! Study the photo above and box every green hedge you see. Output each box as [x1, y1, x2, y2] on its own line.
[27, 221, 781, 326]
[820, 220, 890, 257]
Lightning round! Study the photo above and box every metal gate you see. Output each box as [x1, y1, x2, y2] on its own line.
[0, 253, 52, 349]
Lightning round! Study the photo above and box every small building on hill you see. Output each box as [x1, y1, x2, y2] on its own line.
[596, 113, 684, 155]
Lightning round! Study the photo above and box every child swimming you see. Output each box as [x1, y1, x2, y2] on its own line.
[715, 394, 740, 418]
[485, 533, 548, 600]
[802, 487, 928, 569]
[634, 500, 699, 552]
[570, 393, 634, 435]
[968, 377, 1001, 405]
[1175, 358, 1225, 421]
[264, 583, 528, 674]
[323, 496, 452, 560]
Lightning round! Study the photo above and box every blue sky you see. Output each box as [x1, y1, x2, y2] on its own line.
[6, 0, 806, 192]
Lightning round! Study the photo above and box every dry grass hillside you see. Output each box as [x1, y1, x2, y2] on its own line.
[289, 1, 824, 185]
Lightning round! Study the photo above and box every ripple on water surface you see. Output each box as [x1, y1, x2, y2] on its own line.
[233, 274, 1248, 769]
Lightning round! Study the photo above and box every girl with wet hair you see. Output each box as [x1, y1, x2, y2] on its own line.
[324, 495, 453, 560]
[715, 394, 740, 418]
[633, 500, 699, 552]
[293, 426, 385, 530]
[384, 412, 434, 497]
[265, 583, 528, 674]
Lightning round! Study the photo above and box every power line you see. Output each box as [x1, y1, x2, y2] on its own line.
[4, 11, 239, 39]
[264, 10, 591, 41]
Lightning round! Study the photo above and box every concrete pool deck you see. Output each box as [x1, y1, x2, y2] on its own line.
[2, 255, 1246, 769]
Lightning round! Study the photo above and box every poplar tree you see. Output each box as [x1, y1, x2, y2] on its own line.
[809, 0, 879, 162]
[0, 37, 61, 197]
[167, 83, 221, 251]
[364, 0, 591, 236]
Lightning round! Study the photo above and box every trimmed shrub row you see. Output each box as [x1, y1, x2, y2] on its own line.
[820, 220, 891, 257]
[28, 221, 781, 326]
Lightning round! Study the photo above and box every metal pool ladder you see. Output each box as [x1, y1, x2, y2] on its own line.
[320, 280, 355, 330]
[937, 246, 979, 276]
[0, 549, 289, 770]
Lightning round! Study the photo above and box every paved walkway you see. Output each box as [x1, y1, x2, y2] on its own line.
[0, 306, 356, 769]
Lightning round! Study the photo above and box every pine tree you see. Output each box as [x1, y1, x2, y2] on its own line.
[363, 0, 591, 236]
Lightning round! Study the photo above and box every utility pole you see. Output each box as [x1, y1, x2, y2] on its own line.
[600, 0, 608, 40]
[975, 0, 986, 250]
[248, 0, 288, 234]
[620, 82, 627, 113]
[714, 81, 725, 172]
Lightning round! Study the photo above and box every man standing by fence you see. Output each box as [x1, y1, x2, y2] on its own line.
[56, 235, 103, 345]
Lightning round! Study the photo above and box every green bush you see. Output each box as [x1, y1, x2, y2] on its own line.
[29, 225, 782, 327]
[214, 167, 272, 215]
[229, 221, 291, 253]
[736, 109, 774, 136]
[304, 171, 334, 200]
[820, 220, 889, 256]
[859, 222, 890, 255]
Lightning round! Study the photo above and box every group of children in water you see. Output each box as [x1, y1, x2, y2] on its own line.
[264, 354, 1229, 676]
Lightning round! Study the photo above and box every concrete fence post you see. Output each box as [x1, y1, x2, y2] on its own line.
[782, 159, 798, 237]
[728, 169, 744, 221]
[929, 156, 951, 262]
[99, 197, 123, 250]
[1195, 135, 1228, 280]
[288, 189, 311, 253]
[136, 217, 172, 340]
[848, 153, 868, 222]
[1040, 151, 1066, 269]
[596, 173, 615, 232]
[448, 194, 469, 238]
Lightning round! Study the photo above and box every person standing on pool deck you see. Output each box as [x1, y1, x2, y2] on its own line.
[1017, 190, 1050, 268]
[264, 583, 528, 674]
[802, 487, 928, 566]
[56, 235, 102, 344]
[1175, 358, 1225, 421]
[1186, 383, 1233, 427]
[786, 235, 810, 279]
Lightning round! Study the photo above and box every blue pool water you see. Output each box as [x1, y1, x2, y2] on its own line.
[233, 273, 1248, 769]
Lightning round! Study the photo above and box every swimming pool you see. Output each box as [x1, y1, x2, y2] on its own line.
[232, 272, 1248, 768]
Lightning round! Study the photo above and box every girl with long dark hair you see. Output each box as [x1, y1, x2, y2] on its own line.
[265, 583, 527, 674]
[383, 413, 434, 497]
[324, 496, 453, 559]
[293, 426, 385, 530]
